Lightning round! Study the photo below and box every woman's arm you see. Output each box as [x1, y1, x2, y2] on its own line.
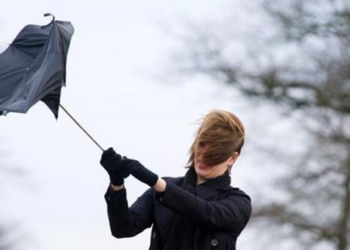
[104, 186, 154, 238]
[155, 180, 251, 233]
[100, 149, 156, 238]
[120, 159, 251, 233]
[153, 178, 167, 192]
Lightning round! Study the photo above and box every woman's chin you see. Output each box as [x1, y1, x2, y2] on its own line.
[194, 165, 210, 178]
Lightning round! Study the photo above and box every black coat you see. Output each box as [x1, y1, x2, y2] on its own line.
[104, 175, 251, 250]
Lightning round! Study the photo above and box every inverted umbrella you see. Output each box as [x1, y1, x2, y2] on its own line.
[0, 13, 73, 118]
[0, 14, 104, 151]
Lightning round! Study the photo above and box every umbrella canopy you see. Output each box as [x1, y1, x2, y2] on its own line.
[0, 14, 74, 118]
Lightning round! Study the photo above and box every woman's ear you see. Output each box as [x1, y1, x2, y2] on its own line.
[228, 152, 239, 166]
[226, 153, 239, 174]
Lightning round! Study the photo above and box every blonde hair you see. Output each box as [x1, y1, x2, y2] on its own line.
[187, 110, 245, 167]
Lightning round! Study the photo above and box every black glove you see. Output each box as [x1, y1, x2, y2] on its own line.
[100, 147, 126, 186]
[123, 158, 159, 187]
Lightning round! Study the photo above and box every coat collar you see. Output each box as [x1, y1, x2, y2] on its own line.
[182, 167, 231, 200]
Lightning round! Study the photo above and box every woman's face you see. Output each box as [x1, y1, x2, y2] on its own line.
[194, 145, 237, 184]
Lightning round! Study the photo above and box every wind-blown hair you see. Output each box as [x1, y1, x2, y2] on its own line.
[187, 110, 245, 168]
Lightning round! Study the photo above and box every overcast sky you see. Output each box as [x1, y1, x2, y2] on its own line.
[0, 1, 269, 250]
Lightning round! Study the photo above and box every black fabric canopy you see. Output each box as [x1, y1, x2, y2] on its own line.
[0, 15, 74, 118]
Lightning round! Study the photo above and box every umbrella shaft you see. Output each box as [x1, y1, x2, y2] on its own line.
[59, 104, 104, 151]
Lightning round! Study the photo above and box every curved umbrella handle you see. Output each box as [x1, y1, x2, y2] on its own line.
[42, 13, 55, 28]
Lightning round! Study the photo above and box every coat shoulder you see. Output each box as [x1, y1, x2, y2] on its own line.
[229, 187, 251, 202]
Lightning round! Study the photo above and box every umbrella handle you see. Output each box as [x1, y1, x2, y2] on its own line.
[42, 13, 55, 28]
[59, 104, 104, 152]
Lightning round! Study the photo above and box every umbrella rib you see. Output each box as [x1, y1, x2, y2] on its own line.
[59, 104, 104, 151]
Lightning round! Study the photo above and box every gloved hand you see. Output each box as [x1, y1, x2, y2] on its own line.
[123, 158, 159, 187]
[100, 147, 127, 186]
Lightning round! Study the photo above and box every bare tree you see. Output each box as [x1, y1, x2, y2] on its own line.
[173, 0, 350, 249]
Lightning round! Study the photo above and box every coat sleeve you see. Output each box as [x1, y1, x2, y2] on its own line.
[104, 186, 154, 238]
[158, 181, 252, 233]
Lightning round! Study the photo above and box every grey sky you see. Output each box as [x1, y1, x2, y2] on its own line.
[1, 1, 257, 249]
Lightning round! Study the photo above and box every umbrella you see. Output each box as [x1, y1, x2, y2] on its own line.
[0, 13, 73, 118]
[0, 14, 104, 151]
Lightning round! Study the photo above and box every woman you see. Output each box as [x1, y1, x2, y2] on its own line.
[100, 110, 251, 250]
